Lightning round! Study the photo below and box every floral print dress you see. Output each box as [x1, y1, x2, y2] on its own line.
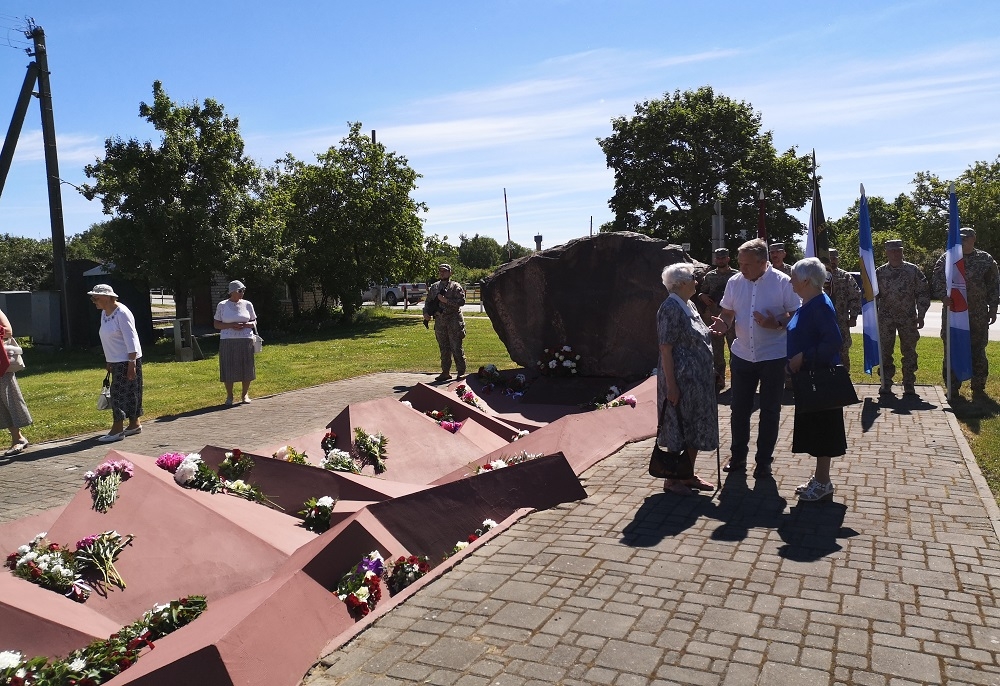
[656, 294, 719, 452]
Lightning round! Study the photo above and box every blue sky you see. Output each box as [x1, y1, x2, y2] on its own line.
[1, 1, 998, 252]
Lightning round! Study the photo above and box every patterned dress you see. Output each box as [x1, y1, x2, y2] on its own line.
[656, 294, 719, 452]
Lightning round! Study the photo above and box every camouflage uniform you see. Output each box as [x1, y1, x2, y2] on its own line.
[424, 279, 467, 376]
[875, 261, 930, 389]
[828, 267, 862, 372]
[698, 266, 737, 382]
[931, 249, 1000, 392]
[772, 262, 792, 277]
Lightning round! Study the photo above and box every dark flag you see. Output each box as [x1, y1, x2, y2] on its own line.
[806, 150, 830, 264]
[757, 189, 767, 243]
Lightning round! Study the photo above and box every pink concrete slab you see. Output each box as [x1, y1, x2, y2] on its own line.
[196, 445, 413, 507]
[43, 453, 302, 624]
[369, 453, 587, 558]
[325, 398, 501, 484]
[252, 428, 330, 467]
[106, 569, 344, 686]
[399, 383, 524, 439]
[0, 505, 65, 553]
[0, 572, 122, 658]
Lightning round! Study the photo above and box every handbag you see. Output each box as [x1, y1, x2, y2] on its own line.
[649, 398, 694, 480]
[791, 364, 860, 413]
[97, 371, 112, 411]
[251, 322, 263, 354]
[4, 338, 24, 374]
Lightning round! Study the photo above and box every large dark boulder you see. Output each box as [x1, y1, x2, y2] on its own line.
[482, 232, 700, 379]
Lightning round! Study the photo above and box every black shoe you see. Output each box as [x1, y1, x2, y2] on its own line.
[753, 463, 772, 479]
[435, 373, 451, 382]
[723, 459, 746, 473]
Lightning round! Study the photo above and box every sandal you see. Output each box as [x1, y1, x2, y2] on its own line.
[5, 438, 28, 456]
[684, 475, 716, 491]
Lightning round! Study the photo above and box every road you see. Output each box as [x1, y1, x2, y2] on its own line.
[850, 301, 1000, 341]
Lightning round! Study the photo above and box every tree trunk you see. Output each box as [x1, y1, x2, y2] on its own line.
[174, 282, 190, 319]
[288, 278, 301, 318]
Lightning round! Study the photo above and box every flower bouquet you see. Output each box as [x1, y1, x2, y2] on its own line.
[511, 429, 530, 441]
[75, 531, 135, 591]
[5, 532, 91, 602]
[454, 384, 486, 411]
[320, 431, 338, 453]
[353, 428, 388, 474]
[477, 364, 502, 385]
[446, 519, 498, 557]
[173, 453, 222, 492]
[439, 420, 463, 433]
[155, 452, 186, 473]
[84, 459, 135, 513]
[425, 406, 454, 422]
[336, 551, 384, 618]
[218, 448, 254, 480]
[221, 479, 281, 510]
[603, 394, 637, 409]
[476, 451, 544, 474]
[386, 554, 431, 595]
[299, 496, 337, 533]
[321, 448, 361, 473]
[537, 345, 580, 377]
[272, 445, 309, 464]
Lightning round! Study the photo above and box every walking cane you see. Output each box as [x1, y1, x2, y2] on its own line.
[713, 444, 722, 498]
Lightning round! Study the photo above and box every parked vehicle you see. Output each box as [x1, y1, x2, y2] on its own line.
[362, 282, 427, 306]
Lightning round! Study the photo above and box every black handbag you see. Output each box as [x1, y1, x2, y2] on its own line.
[791, 364, 860, 413]
[649, 399, 693, 480]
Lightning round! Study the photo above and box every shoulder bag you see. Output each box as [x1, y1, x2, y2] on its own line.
[649, 397, 694, 480]
[251, 322, 263, 354]
[4, 338, 24, 374]
[97, 371, 112, 410]
[791, 364, 860, 413]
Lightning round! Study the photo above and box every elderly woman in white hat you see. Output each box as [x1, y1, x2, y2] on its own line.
[214, 279, 258, 406]
[88, 284, 143, 442]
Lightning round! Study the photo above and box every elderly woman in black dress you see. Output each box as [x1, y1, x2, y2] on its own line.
[787, 257, 847, 502]
[656, 262, 719, 494]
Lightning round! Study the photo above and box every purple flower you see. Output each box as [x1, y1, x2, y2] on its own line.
[76, 534, 99, 551]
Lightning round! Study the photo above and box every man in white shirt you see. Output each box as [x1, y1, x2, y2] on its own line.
[710, 239, 800, 479]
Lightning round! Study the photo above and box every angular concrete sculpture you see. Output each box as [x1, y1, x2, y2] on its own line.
[482, 231, 698, 379]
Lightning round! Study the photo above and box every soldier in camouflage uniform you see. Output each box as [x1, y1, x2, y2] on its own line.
[423, 264, 467, 382]
[875, 239, 930, 396]
[769, 243, 792, 276]
[826, 249, 863, 372]
[698, 248, 738, 391]
[931, 227, 999, 396]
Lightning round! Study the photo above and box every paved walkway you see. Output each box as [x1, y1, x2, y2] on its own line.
[3, 377, 1000, 685]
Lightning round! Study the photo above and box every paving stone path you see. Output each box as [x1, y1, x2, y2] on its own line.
[3, 377, 1000, 685]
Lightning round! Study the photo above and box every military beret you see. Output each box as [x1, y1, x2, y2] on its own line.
[768, 243, 785, 252]
[884, 239, 903, 250]
[438, 263, 453, 272]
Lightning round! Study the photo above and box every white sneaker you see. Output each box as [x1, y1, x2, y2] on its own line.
[242, 395, 251, 404]
[798, 480, 834, 502]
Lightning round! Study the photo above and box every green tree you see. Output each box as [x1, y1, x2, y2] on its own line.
[274, 123, 426, 318]
[80, 81, 258, 317]
[598, 86, 812, 262]
[0, 235, 52, 290]
[502, 240, 532, 262]
[457, 233, 503, 269]
[65, 223, 110, 262]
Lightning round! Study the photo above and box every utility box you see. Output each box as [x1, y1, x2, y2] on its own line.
[173, 318, 203, 362]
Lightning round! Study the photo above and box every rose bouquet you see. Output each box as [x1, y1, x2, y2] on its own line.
[75, 531, 135, 591]
[336, 551, 384, 618]
[386, 555, 431, 595]
[446, 519, 498, 558]
[439, 420, 463, 433]
[272, 445, 309, 464]
[425, 406, 454, 422]
[537, 345, 580, 377]
[476, 451, 544, 474]
[602, 394, 637, 409]
[353, 428, 388, 474]
[5, 532, 91, 602]
[299, 496, 337, 533]
[320, 431, 338, 453]
[321, 448, 360, 473]
[454, 384, 486, 411]
[218, 448, 254, 480]
[84, 459, 135, 513]
[155, 452, 186, 473]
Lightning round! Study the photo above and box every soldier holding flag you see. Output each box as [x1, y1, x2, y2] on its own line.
[932, 227, 999, 398]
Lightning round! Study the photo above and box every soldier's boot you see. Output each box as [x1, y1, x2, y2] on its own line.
[879, 380, 893, 396]
[903, 384, 917, 397]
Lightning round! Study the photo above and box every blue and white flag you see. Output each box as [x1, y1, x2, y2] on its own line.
[858, 186, 880, 375]
[945, 185, 973, 382]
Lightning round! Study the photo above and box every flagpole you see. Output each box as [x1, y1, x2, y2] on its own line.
[946, 183, 954, 399]
[504, 188, 512, 262]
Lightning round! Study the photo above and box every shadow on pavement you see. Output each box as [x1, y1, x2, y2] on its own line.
[777, 500, 857, 561]
[620, 491, 718, 546]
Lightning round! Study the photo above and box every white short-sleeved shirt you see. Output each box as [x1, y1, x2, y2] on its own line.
[719, 264, 800, 362]
[100, 303, 143, 362]
[215, 299, 257, 340]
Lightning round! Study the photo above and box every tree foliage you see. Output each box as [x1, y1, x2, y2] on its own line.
[80, 81, 259, 317]
[0, 234, 53, 290]
[457, 233, 503, 269]
[270, 123, 426, 317]
[598, 86, 813, 262]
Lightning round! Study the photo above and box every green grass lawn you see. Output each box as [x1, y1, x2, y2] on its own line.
[11, 313, 1000, 505]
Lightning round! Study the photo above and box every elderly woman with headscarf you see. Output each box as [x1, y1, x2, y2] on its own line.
[214, 279, 258, 406]
[89, 284, 143, 442]
[656, 262, 719, 495]
[787, 257, 847, 502]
